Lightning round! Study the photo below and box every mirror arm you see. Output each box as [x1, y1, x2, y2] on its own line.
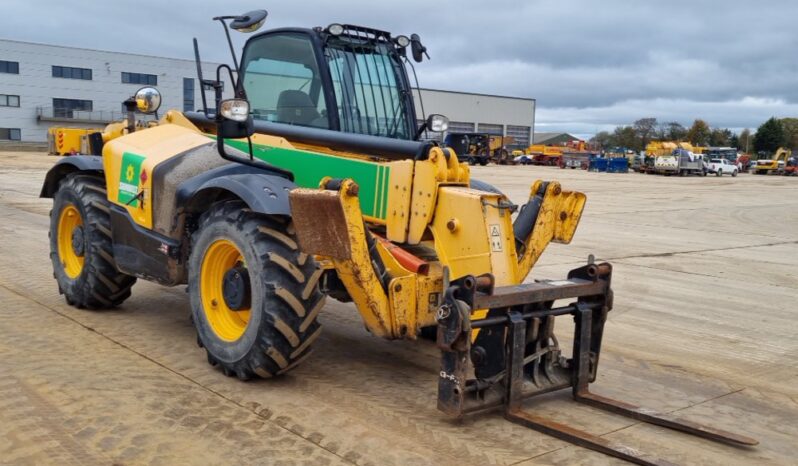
[414, 122, 428, 141]
[214, 18, 244, 93]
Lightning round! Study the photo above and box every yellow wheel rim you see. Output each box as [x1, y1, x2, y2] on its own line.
[200, 239, 251, 341]
[57, 204, 84, 279]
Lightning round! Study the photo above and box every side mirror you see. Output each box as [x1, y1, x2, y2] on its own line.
[217, 98, 254, 140]
[230, 10, 268, 33]
[134, 87, 161, 114]
[410, 34, 427, 62]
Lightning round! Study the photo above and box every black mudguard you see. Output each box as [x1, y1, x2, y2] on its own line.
[178, 163, 295, 218]
[40, 155, 104, 198]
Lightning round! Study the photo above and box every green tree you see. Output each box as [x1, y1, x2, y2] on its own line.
[612, 126, 639, 151]
[738, 128, 753, 152]
[633, 118, 658, 148]
[664, 121, 687, 141]
[686, 119, 711, 146]
[779, 118, 798, 150]
[729, 133, 739, 149]
[753, 117, 784, 153]
[709, 128, 733, 146]
[590, 131, 612, 149]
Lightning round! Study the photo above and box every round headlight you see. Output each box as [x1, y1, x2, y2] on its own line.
[395, 35, 410, 48]
[328, 23, 344, 36]
[220, 99, 250, 122]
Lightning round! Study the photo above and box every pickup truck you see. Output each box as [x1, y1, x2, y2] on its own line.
[706, 158, 738, 177]
[654, 149, 706, 176]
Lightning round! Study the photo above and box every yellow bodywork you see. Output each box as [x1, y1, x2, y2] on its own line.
[290, 166, 585, 339]
[102, 123, 211, 229]
[47, 127, 102, 156]
[97, 110, 586, 341]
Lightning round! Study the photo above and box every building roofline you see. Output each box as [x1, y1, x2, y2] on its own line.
[418, 87, 535, 103]
[0, 37, 221, 65]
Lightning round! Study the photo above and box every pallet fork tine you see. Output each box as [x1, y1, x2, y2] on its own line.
[436, 261, 757, 465]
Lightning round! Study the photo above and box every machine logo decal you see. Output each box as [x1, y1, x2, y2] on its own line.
[118, 152, 145, 207]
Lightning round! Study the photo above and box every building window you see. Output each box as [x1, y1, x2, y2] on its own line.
[122, 72, 157, 85]
[0, 60, 19, 74]
[53, 98, 93, 118]
[52, 65, 92, 80]
[0, 94, 20, 107]
[183, 77, 194, 112]
[0, 128, 21, 141]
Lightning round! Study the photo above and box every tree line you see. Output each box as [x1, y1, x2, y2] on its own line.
[590, 117, 798, 154]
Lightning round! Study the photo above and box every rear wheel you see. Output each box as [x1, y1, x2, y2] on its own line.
[189, 201, 325, 379]
[716, 169, 722, 177]
[49, 173, 136, 309]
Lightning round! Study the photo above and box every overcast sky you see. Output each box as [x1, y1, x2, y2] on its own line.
[3, 0, 796, 137]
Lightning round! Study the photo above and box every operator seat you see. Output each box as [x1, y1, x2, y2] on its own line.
[276, 90, 322, 126]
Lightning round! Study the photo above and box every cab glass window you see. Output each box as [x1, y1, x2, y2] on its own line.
[241, 33, 330, 129]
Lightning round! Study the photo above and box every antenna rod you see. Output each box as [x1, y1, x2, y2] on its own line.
[193, 38, 209, 116]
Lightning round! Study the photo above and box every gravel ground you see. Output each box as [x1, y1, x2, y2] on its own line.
[1, 151, 796, 465]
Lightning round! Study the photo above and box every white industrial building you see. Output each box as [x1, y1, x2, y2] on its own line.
[0, 38, 535, 146]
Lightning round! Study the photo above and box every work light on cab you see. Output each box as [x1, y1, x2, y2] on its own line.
[220, 99, 250, 122]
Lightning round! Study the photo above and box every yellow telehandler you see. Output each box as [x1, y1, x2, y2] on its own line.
[40, 10, 756, 464]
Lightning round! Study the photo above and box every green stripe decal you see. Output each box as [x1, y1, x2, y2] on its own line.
[223, 139, 390, 219]
[381, 167, 391, 218]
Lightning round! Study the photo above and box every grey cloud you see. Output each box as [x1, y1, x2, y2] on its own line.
[2, 0, 796, 134]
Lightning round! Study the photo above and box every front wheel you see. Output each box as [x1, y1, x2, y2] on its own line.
[189, 201, 325, 380]
[716, 169, 722, 177]
[49, 173, 136, 309]
[732, 170, 738, 177]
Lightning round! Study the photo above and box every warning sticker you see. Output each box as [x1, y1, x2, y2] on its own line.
[489, 224, 503, 252]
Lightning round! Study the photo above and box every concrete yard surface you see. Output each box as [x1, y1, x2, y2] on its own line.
[0, 150, 796, 465]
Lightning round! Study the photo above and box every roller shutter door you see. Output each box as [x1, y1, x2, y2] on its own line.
[506, 125, 531, 146]
[478, 123, 503, 135]
[448, 121, 475, 133]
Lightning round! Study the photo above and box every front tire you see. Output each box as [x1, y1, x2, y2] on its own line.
[716, 169, 722, 177]
[49, 173, 136, 309]
[189, 201, 325, 380]
[732, 170, 738, 177]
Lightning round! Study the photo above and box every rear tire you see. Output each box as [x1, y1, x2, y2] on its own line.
[716, 169, 722, 177]
[189, 201, 325, 380]
[49, 173, 136, 309]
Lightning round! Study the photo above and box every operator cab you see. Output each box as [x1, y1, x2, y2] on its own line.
[241, 25, 419, 140]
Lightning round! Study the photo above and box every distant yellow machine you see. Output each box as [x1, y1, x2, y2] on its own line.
[754, 147, 791, 174]
[646, 141, 703, 157]
[47, 127, 102, 155]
